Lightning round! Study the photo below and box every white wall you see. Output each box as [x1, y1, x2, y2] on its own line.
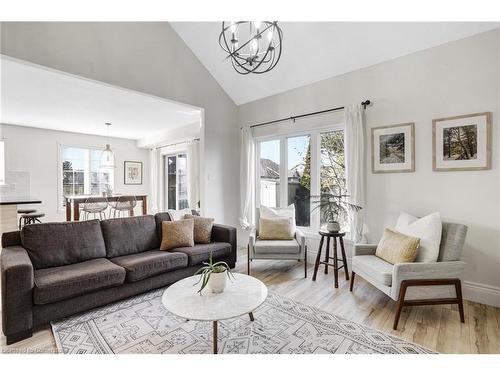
[239, 29, 500, 305]
[0, 22, 239, 226]
[1, 123, 149, 222]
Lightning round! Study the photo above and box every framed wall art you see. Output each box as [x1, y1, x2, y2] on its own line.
[372, 122, 415, 173]
[124, 161, 143, 185]
[433, 112, 491, 171]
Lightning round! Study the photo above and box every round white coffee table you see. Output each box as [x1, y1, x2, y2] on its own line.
[162, 273, 268, 354]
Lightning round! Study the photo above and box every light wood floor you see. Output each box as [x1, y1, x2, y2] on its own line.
[1, 248, 499, 354]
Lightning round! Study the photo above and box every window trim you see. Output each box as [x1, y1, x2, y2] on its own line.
[0, 139, 5, 186]
[255, 122, 345, 231]
[57, 143, 116, 212]
[162, 152, 188, 211]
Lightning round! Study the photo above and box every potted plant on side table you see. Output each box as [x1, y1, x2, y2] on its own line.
[194, 253, 234, 294]
[311, 191, 362, 232]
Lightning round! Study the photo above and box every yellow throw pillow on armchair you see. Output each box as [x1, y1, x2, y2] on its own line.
[375, 228, 420, 264]
[259, 217, 295, 240]
[160, 219, 195, 251]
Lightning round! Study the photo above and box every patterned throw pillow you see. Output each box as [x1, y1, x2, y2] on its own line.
[184, 214, 214, 244]
[259, 217, 295, 240]
[375, 228, 420, 264]
[160, 219, 194, 251]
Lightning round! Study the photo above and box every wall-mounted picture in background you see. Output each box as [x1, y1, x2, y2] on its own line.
[372, 123, 415, 173]
[124, 161, 143, 185]
[433, 112, 491, 171]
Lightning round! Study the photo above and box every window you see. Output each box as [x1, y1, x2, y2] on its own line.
[259, 139, 280, 207]
[256, 126, 345, 229]
[0, 140, 5, 185]
[164, 153, 189, 210]
[60, 146, 114, 206]
[287, 135, 311, 226]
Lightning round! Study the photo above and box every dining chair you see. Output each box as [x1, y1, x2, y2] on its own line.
[81, 197, 108, 220]
[109, 195, 137, 218]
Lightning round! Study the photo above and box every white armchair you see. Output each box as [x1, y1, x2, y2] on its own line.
[350, 222, 467, 330]
[248, 217, 307, 278]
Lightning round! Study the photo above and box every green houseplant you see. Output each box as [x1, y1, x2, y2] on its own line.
[194, 252, 234, 294]
[311, 192, 362, 232]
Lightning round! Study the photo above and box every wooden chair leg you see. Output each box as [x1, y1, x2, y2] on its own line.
[349, 271, 356, 292]
[312, 236, 324, 281]
[393, 281, 409, 330]
[304, 245, 307, 278]
[455, 279, 465, 323]
[247, 245, 250, 275]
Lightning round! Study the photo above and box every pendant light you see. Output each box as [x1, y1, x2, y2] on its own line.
[100, 122, 115, 169]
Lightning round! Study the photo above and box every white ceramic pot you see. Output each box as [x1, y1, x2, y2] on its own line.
[208, 270, 227, 293]
[326, 221, 340, 232]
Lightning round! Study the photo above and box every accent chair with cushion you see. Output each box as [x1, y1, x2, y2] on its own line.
[350, 221, 468, 330]
[248, 206, 307, 278]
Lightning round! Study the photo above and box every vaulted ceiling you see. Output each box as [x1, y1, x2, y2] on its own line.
[171, 22, 499, 105]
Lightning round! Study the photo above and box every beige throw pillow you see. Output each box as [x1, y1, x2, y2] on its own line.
[160, 219, 194, 251]
[259, 217, 294, 240]
[184, 214, 214, 244]
[375, 228, 420, 264]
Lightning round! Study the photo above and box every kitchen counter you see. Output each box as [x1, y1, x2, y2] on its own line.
[0, 197, 42, 237]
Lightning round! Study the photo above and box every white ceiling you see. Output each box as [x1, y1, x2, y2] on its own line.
[0, 57, 201, 140]
[171, 22, 500, 105]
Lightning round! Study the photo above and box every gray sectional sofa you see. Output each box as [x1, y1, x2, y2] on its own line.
[1, 212, 237, 344]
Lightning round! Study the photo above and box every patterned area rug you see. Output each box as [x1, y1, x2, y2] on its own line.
[51, 289, 434, 354]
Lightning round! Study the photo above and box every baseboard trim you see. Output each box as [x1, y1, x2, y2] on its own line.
[463, 281, 500, 307]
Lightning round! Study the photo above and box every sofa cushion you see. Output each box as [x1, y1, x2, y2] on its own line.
[254, 239, 300, 254]
[110, 250, 188, 282]
[33, 258, 126, 305]
[101, 215, 160, 258]
[21, 220, 106, 269]
[352, 255, 394, 286]
[154, 212, 172, 239]
[173, 242, 231, 266]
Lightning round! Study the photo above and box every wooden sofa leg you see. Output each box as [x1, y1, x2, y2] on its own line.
[349, 271, 355, 292]
[455, 279, 465, 323]
[393, 281, 408, 330]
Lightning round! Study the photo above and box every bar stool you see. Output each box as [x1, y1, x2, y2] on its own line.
[312, 230, 349, 288]
[18, 208, 37, 229]
[20, 212, 45, 227]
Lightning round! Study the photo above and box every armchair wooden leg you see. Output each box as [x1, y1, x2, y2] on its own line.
[455, 279, 465, 323]
[247, 245, 250, 275]
[393, 281, 409, 330]
[349, 271, 355, 292]
[304, 245, 307, 278]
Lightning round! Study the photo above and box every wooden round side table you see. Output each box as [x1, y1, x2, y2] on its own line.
[312, 230, 349, 288]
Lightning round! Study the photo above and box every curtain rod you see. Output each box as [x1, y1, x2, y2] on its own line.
[152, 138, 200, 150]
[247, 100, 371, 129]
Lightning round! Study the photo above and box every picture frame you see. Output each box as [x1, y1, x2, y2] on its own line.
[124, 161, 143, 185]
[432, 112, 491, 171]
[371, 122, 415, 173]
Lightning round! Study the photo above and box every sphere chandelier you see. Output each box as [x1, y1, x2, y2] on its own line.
[219, 21, 283, 75]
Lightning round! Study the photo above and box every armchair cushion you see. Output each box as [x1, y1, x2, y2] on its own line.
[254, 239, 300, 254]
[352, 255, 393, 286]
[258, 217, 294, 240]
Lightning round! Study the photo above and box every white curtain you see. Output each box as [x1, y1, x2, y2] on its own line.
[240, 127, 256, 229]
[149, 148, 161, 214]
[344, 104, 366, 243]
[187, 140, 200, 210]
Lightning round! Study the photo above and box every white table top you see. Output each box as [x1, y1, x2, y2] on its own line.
[162, 273, 268, 321]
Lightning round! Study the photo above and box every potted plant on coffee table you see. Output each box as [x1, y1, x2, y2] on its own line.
[194, 253, 234, 294]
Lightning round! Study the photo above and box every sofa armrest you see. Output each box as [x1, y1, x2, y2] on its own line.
[1, 246, 34, 338]
[353, 244, 377, 257]
[211, 224, 237, 267]
[391, 261, 466, 300]
[295, 228, 306, 249]
[2, 231, 22, 248]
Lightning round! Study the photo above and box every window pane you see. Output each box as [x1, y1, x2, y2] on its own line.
[287, 135, 311, 226]
[167, 156, 177, 209]
[320, 130, 346, 228]
[177, 154, 189, 209]
[259, 139, 280, 207]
